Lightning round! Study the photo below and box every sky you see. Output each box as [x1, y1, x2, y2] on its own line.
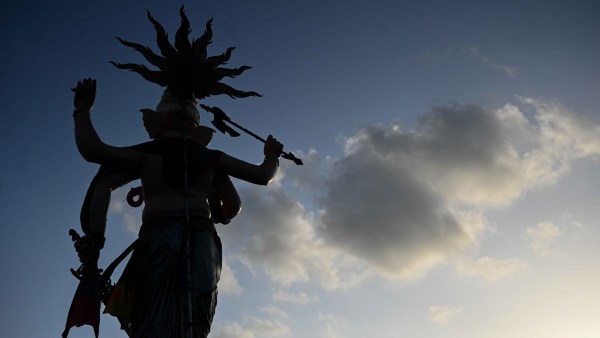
[1, 0, 600, 337]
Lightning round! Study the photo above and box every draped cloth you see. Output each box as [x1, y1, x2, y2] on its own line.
[105, 217, 222, 338]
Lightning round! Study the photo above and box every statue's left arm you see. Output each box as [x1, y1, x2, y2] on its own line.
[216, 135, 283, 185]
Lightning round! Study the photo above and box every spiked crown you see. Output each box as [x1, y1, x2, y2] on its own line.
[110, 6, 261, 104]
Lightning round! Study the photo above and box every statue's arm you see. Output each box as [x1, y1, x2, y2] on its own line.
[76, 168, 137, 263]
[216, 135, 283, 185]
[72, 78, 144, 167]
[88, 170, 138, 237]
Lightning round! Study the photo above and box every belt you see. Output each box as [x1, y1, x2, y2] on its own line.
[139, 216, 216, 235]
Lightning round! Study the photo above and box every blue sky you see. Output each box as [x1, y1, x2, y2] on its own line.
[1, 1, 600, 337]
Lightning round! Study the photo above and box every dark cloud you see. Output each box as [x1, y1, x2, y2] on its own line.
[318, 99, 600, 277]
[320, 119, 480, 275]
[413, 104, 505, 166]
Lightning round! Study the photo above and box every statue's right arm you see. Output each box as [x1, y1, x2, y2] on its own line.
[73, 78, 144, 167]
[74, 112, 144, 167]
[76, 169, 137, 263]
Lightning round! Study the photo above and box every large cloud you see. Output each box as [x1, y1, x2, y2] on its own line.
[319, 98, 600, 278]
[221, 98, 600, 285]
[322, 98, 600, 277]
[319, 145, 483, 277]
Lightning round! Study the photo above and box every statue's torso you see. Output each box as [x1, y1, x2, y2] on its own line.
[131, 138, 221, 220]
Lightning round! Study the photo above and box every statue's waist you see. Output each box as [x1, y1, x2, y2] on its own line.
[140, 213, 215, 234]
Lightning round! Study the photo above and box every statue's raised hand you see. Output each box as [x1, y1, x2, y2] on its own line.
[72, 78, 96, 111]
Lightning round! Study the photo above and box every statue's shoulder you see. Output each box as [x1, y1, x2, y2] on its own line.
[127, 139, 223, 163]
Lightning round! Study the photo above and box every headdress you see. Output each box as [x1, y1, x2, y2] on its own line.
[110, 6, 260, 123]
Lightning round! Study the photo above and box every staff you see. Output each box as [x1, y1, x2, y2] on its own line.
[200, 104, 303, 165]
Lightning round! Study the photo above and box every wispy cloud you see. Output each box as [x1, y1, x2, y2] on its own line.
[526, 221, 564, 255]
[455, 256, 526, 282]
[220, 258, 243, 296]
[429, 305, 463, 324]
[273, 289, 318, 305]
[317, 312, 347, 338]
[212, 315, 292, 338]
[470, 47, 519, 79]
[416, 48, 456, 65]
[418, 47, 519, 79]
[261, 306, 290, 320]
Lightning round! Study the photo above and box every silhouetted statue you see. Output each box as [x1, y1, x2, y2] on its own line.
[64, 6, 284, 338]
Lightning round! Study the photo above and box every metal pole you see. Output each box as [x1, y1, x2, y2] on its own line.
[182, 121, 194, 338]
